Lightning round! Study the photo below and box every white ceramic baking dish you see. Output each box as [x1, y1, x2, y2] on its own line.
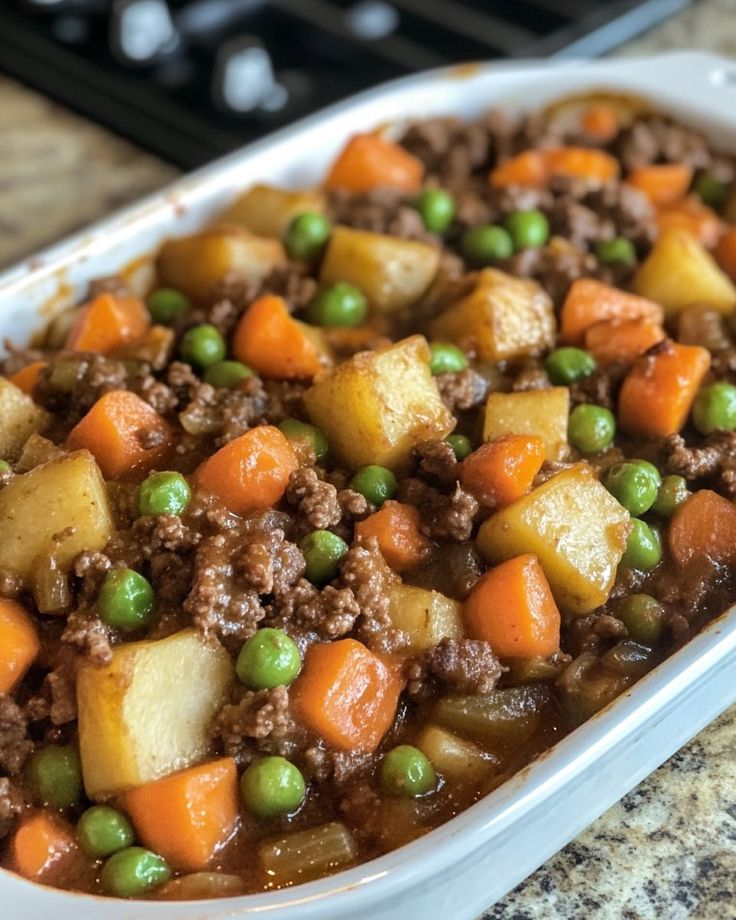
[3, 49, 736, 920]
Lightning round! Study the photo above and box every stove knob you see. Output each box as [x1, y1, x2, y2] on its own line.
[212, 37, 287, 115]
[110, 0, 180, 65]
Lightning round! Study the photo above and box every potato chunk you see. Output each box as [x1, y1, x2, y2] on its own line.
[319, 227, 439, 313]
[77, 629, 233, 799]
[304, 335, 453, 470]
[0, 378, 49, 461]
[386, 582, 463, 653]
[477, 465, 630, 614]
[218, 183, 325, 238]
[157, 224, 285, 303]
[632, 228, 736, 315]
[483, 387, 569, 461]
[0, 451, 112, 579]
[430, 268, 555, 361]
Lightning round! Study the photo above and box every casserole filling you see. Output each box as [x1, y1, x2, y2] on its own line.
[1, 95, 736, 900]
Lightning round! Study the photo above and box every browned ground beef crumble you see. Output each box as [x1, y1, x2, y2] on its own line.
[2, 99, 736, 900]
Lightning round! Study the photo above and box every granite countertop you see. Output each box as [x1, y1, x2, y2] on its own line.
[1, 1, 736, 916]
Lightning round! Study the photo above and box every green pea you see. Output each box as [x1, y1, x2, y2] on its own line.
[504, 209, 550, 250]
[26, 745, 82, 809]
[240, 756, 306, 819]
[304, 282, 368, 327]
[544, 347, 596, 385]
[0, 460, 11, 474]
[568, 404, 616, 454]
[97, 568, 154, 632]
[446, 434, 473, 460]
[652, 474, 689, 517]
[461, 225, 514, 265]
[147, 288, 191, 325]
[349, 465, 397, 507]
[380, 745, 436, 798]
[595, 237, 637, 266]
[100, 847, 171, 898]
[204, 360, 254, 389]
[413, 188, 456, 234]
[428, 342, 469, 376]
[692, 382, 736, 435]
[138, 471, 191, 517]
[622, 519, 662, 571]
[278, 419, 328, 463]
[299, 530, 349, 585]
[77, 806, 134, 857]
[236, 628, 301, 690]
[617, 593, 665, 646]
[694, 174, 730, 210]
[284, 212, 331, 261]
[605, 460, 661, 516]
[179, 323, 226, 368]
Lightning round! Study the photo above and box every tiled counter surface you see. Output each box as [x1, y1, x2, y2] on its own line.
[1, 1, 736, 916]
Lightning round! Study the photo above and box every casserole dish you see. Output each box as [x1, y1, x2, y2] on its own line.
[3, 50, 736, 919]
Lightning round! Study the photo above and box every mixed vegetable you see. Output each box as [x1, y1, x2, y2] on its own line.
[2, 94, 736, 901]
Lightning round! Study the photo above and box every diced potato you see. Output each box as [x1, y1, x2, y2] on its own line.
[430, 268, 555, 361]
[157, 224, 285, 303]
[15, 433, 64, 473]
[434, 686, 553, 747]
[304, 335, 454, 470]
[477, 464, 630, 614]
[157, 873, 247, 901]
[77, 629, 233, 800]
[386, 582, 463, 653]
[0, 378, 49, 461]
[632, 228, 736, 315]
[218, 183, 326, 238]
[319, 226, 439, 314]
[416, 725, 495, 782]
[0, 451, 112, 579]
[483, 387, 569, 461]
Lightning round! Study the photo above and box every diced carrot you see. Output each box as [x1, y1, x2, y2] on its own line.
[0, 599, 40, 694]
[232, 295, 330, 379]
[12, 812, 76, 881]
[121, 758, 238, 872]
[545, 147, 620, 184]
[67, 390, 171, 478]
[355, 501, 432, 572]
[459, 435, 545, 507]
[626, 164, 694, 206]
[292, 638, 403, 751]
[66, 294, 150, 354]
[668, 489, 736, 568]
[715, 226, 736, 281]
[324, 133, 424, 194]
[559, 277, 664, 345]
[489, 150, 548, 188]
[8, 361, 47, 395]
[580, 103, 619, 142]
[583, 318, 665, 365]
[491, 147, 619, 188]
[196, 425, 298, 515]
[464, 554, 560, 659]
[618, 340, 710, 438]
[656, 195, 725, 248]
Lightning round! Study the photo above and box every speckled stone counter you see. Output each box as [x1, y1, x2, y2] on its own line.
[1, 2, 736, 916]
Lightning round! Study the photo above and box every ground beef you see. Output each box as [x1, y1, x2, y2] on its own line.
[510, 357, 550, 392]
[131, 372, 178, 416]
[327, 188, 433, 241]
[547, 196, 613, 250]
[165, 360, 201, 409]
[564, 611, 628, 656]
[664, 431, 736, 480]
[236, 528, 304, 596]
[62, 609, 113, 665]
[336, 488, 373, 523]
[583, 180, 656, 249]
[178, 378, 268, 445]
[268, 579, 360, 641]
[72, 550, 112, 605]
[436, 368, 489, 412]
[261, 380, 308, 423]
[0, 777, 24, 840]
[501, 238, 596, 306]
[0, 695, 32, 775]
[615, 115, 712, 171]
[340, 538, 395, 650]
[426, 637, 503, 694]
[0, 569, 23, 598]
[185, 532, 266, 641]
[414, 439, 458, 486]
[710, 348, 736, 379]
[214, 685, 293, 764]
[36, 352, 128, 431]
[569, 361, 628, 410]
[286, 467, 342, 531]
[398, 478, 479, 542]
